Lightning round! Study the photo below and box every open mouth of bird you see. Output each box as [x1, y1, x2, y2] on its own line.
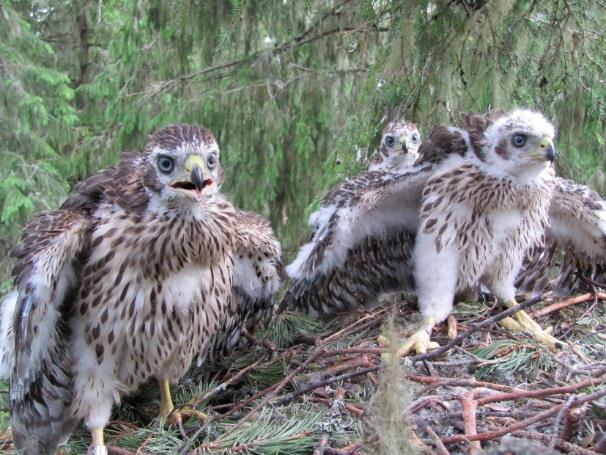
[171, 179, 213, 196]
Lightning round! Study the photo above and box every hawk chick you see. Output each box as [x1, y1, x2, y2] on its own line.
[0, 125, 276, 454]
[405, 109, 561, 355]
[368, 120, 421, 171]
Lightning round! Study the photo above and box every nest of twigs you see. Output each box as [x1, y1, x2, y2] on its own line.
[1, 292, 605, 454]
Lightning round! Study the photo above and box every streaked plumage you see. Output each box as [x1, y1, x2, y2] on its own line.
[280, 120, 424, 315]
[367, 120, 421, 171]
[282, 109, 591, 353]
[421, 112, 606, 296]
[0, 124, 281, 454]
[413, 109, 555, 321]
[517, 175, 606, 293]
[231, 209, 282, 339]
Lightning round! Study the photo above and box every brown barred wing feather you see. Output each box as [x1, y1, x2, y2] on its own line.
[280, 164, 432, 315]
[517, 177, 606, 293]
[1, 209, 91, 453]
[226, 210, 282, 346]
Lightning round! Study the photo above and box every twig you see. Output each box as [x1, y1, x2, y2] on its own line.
[558, 404, 585, 442]
[441, 388, 606, 444]
[512, 430, 600, 455]
[461, 391, 482, 454]
[550, 395, 577, 450]
[320, 307, 388, 345]
[107, 447, 136, 455]
[411, 295, 544, 361]
[447, 315, 457, 339]
[275, 366, 381, 406]
[313, 433, 330, 455]
[406, 374, 518, 393]
[227, 349, 326, 431]
[426, 426, 450, 455]
[530, 292, 606, 317]
[187, 352, 269, 409]
[476, 374, 606, 406]
[320, 346, 385, 357]
[178, 348, 305, 454]
[324, 443, 362, 455]
[297, 356, 373, 381]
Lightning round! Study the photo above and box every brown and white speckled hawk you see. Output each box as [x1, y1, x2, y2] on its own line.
[0, 124, 281, 454]
[418, 112, 606, 296]
[281, 109, 606, 355]
[280, 120, 425, 316]
[367, 120, 421, 171]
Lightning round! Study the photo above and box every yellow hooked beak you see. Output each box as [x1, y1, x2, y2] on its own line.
[539, 137, 555, 162]
[170, 155, 212, 196]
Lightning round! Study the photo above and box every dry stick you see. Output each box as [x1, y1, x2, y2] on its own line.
[476, 374, 606, 406]
[324, 443, 363, 455]
[511, 431, 600, 455]
[107, 447, 136, 455]
[320, 308, 388, 345]
[275, 365, 381, 406]
[460, 391, 482, 455]
[320, 346, 385, 357]
[440, 388, 606, 444]
[411, 295, 544, 362]
[426, 426, 450, 455]
[558, 405, 586, 442]
[226, 349, 326, 432]
[406, 374, 518, 393]
[447, 315, 458, 339]
[178, 347, 305, 454]
[529, 292, 606, 318]
[313, 433, 330, 455]
[187, 353, 269, 409]
[549, 395, 579, 451]
[297, 356, 373, 382]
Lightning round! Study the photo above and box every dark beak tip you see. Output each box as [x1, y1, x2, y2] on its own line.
[545, 146, 555, 162]
[191, 165, 205, 191]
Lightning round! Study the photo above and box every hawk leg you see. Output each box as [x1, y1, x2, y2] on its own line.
[90, 427, 107, 455]
[381, 317, 440, 358]
[159, 379, 207, 427]
[502, 299, 565, 352]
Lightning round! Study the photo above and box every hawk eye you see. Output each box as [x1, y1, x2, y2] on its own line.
[207, 153, 217, 169]
[411, 133, 419, 143]
[512, 134, 527, 148]
[157, 155, 174, 173]
[385, 135, 395, 147]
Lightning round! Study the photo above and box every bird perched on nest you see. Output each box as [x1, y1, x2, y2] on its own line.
[282, 109, 600, 355]
[367, 120, 421, 171]
[406, 109, 560, 355]
[280, 120, 425, 316]
[417, 111, 606, 296]
[0, 124, 281, 454]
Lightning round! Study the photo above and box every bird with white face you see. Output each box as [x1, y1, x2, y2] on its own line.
[401, 109, 563, 356]
[368, 120, 421, 171]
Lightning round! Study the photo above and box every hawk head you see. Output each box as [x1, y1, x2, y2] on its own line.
[372, 120, 421, 170]
[142, 124, 223, 205]
[483, 109, 555, 181]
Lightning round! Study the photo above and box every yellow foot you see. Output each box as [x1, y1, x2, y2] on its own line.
[166, 406, 208, 427]
[381, 328, 440, 361]
[505, 300, 566, 352]
[158, 378, 208, 427]
[89, 427, 107, 455]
